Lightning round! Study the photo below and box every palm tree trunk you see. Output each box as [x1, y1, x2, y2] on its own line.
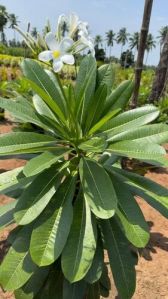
[131, 0, 153, 108]
[149, 31, 168, 103]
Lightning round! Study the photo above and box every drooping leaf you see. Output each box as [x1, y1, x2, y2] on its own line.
[14, 267, 49, 299]
[0, 132, 57, 156]
[30, 176, 76, 266]
[23, 148, 70, 177]
[101, 218, 136, 299]
[0, 96, 49, 131]
[79, 158, 117, 219]
[87, 282, 100, 299]
[112, 167, 168, 218]
[62, 197, 97, 283]
[105, 172, 149, 247]
[14, 165, 64, 225]
[0, 225, 37, 291]
[63, 279, 87, 299]
[85, 239, 104, 284]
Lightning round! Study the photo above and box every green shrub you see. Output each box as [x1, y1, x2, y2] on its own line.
[0, 57, 168, 299]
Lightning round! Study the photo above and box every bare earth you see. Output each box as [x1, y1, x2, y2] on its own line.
[0, 121, 168, 299]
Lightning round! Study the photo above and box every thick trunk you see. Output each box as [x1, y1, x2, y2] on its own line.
[131, 0, 153, 108]
[149, 31, 168, 103]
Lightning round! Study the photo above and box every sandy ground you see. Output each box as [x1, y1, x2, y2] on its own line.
[0, 120, 168, 299]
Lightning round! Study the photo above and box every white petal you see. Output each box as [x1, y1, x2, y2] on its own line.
[38, 50, 52, 62]
[61, 54, 75, 65]
[69, 13, 79, 32]
[53, 59, 63, 72]
[60, 37, 74, 53]
[45, 32, 59, 51]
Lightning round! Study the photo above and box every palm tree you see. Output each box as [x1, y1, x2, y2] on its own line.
[105, 30, 115, 58]
[94, 35, 103, 49]
[31, 27, 38, 39]
[157, 26, 168, 54]
[8, 13, 19, 40]
[129, 32, 139, 54]
[116, 27, 129, 55]
[0, 5, 8, 44]
[145, 33, 156, 64]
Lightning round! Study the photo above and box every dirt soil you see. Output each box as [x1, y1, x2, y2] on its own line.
[0, 120, 168, 299]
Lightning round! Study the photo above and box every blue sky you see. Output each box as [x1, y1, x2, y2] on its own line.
[2, 0, 168, 65]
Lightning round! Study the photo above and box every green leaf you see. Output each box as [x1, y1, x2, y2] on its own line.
[75, 55, 97, 125]
[0, 201, 16, 230]
[30, 176, 76, 266]
[63, 279, 87, 299]
[97, 64, 115, 95]
[79, 137, 107, 153]
[87, 282, 100, 299]
[14, 267, 49, 299]
[23, 148, 70, 177]
[85, 239, 104, 284]
[106, 172, 149, 247]
[103, 80, 134, 114]
[34, 268, 63, 299]
[101, 218, 136, 299]
[108, 123, 168, 144]
[62, 197, 97, 283]
[22, 59, 66, 122]
[0, 96, 49, 131]
[88, 108, 120, 135]
[0, 225, 37, 291]
[107, 140, 166, 164]
[33, 94, 58, 122]
[0, 132, 57, 156]
[14, 165, 64, 225]
[79, 158, 117, 219]
[0, 167, 23, 193]
[112, 167, 168, 218]
[102, 105, 159, 135]
[85, 84, 107, 131]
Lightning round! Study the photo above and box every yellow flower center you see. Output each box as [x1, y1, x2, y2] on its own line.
[53, 50, 61, 59]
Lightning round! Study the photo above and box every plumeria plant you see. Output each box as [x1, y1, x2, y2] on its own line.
[0, 14, 168, 299]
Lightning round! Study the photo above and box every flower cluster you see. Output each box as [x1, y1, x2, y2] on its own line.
[39, 13, 95, 72]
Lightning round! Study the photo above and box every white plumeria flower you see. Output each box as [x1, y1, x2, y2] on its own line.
[38, 32, 75, 72]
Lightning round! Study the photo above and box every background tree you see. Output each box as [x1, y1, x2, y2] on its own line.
[129, 32, 139, 55]
[158, 25, 168, 54]
[149, 31, 168, 103]
[0, 5, 8, 44]
[106, 30, 115, 58]
[94, 35, 103, 49]
[131, 0, 153, 108]
[31, 27, 38, 39]
[8, 13, 19, 40]
[145, 33, 156, 64]
[117, 27, 129, 55]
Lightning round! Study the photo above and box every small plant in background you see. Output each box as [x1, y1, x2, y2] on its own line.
[0, 14, 168, 299]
